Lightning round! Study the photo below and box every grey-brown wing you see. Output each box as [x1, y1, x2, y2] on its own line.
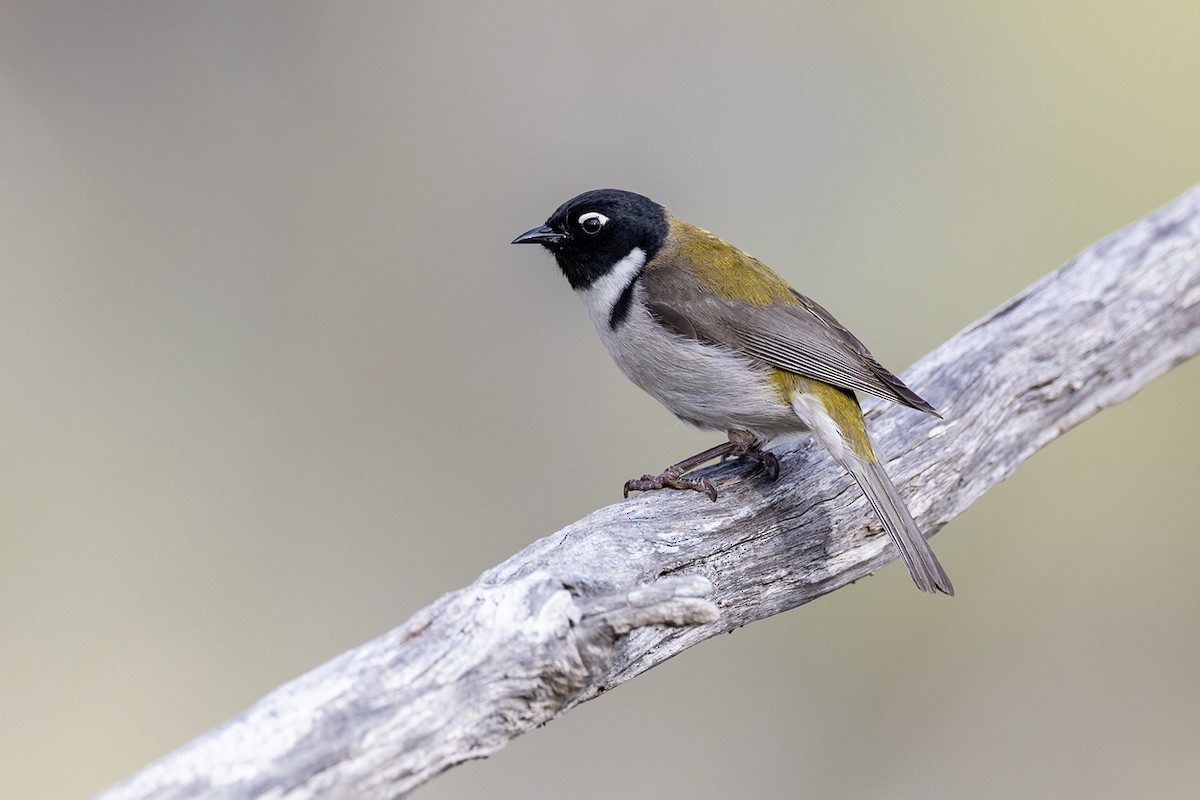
[643, 272, 938, 414]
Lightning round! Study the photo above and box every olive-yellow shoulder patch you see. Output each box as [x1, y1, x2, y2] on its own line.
[663, 218, 800, 306]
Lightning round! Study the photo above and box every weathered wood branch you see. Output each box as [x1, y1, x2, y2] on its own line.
[97, 186, 1200, 800]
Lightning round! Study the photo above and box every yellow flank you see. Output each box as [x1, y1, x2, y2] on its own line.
[772, 369, 877, 462]
[667, 218, 800, 305]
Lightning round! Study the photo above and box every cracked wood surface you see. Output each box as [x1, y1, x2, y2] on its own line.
[96, 186, 1200, 800]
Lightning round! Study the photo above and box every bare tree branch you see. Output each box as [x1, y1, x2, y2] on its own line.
[96, 186, 1200, 800]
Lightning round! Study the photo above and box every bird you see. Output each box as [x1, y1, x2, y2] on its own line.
[512, 189, 952, 595]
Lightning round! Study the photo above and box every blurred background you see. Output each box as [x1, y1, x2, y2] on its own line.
[3, 2, 1199, 798]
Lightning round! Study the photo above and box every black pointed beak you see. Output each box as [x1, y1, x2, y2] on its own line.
[512, 224, 566, 246]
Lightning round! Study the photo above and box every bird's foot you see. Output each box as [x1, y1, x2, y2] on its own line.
[622, 435, 781, 502]
[623, 469, 719, 502]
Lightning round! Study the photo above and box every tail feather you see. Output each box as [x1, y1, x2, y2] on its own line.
[789, 380, 953, 595]
[846, 456, 953, 595]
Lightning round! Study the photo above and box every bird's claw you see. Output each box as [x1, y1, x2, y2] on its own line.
[760, 451, 780, 481]
[730, 443, 779, 481]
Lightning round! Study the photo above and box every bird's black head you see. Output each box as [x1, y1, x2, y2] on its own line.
[512, 189, 670, 290]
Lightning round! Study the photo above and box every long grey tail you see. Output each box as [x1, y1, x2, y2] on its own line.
[844, 455, 954, 595]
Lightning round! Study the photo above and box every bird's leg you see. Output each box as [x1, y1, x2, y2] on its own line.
[623, 441, 736, 502]
[622, 431, 779, 502]
[724, 429, 780, 481]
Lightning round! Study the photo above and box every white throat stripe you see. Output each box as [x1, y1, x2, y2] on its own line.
[579, 247, 646, 326]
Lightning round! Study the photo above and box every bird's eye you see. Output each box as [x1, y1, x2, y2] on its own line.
[577, 212, 608, 235]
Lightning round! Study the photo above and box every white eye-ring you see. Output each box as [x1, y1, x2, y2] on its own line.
[578, 211, 609, 235]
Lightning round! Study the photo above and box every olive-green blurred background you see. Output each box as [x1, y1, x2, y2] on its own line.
[3, 3, 1199, 798]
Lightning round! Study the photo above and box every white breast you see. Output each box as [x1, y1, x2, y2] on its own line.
[577, 249, 803, 437]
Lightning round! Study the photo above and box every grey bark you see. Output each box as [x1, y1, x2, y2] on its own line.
[96, 185, 1200, 800]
